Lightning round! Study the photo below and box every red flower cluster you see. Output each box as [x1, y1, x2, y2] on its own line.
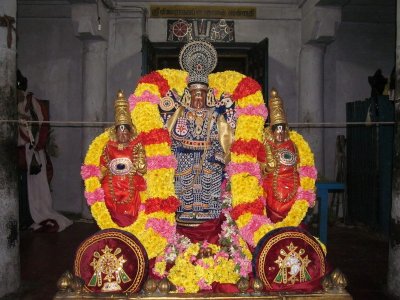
[138, 128, 171, 146]
[139, 71, 170, 96]
[230, 198, 264, 220]
[145, 196, 180, 214]
[230, 139, 263, 157]
[232, 77, 261, 101]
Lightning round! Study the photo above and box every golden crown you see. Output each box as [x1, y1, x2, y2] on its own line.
[268, 88, 287, 127]
[114, 90, 132, 127]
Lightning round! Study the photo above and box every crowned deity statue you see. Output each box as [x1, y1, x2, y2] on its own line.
[259, 89, 300, 223]
[159, 41, 234, 242]
[99, 91, 147, 227]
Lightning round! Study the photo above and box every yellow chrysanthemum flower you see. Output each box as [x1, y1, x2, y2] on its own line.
[131, 102, 163, 133]
[84, 177, 101, 192]
[84, 132, 109, 165]
[134, 83, 161, 97]
[231, 153, 257, 163]
[209, 71, 245, 98]
[157, 69, 188, 96]
[145, 168, 176, 198]
[236, 91, 264, 108]
[144, 143, 171, 156]
[235, 116, 264, 141]
[231, 174, 263, 205]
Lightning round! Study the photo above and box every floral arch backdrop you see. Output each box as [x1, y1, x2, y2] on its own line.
[81, 69, 317, 259]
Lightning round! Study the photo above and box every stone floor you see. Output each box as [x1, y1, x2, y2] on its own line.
[0, 218, 395, 300]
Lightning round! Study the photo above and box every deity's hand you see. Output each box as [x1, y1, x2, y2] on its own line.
[261, 128, 277, 175]
[133, 143, 147, 176]
[136, 162, 147, 176]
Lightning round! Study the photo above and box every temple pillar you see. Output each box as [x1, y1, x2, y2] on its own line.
[298, 1, 341, 176]
[298, 44, 325, 173]
[81, 39, 107, 217]
[71, 1, 109, 218]
[0, 0, 20, 296]
[387, 3, 400, 297]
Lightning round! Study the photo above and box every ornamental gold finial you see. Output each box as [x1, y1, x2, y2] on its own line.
[330, 268, 348, 292]
[237, 277, 250, 294]
[57, 270, 74, 291]
[268, 88, 287, 127]
[252, 277, 264, 294]
[158, 278, 171, 294]
[143, 279, 158, 294]
[114, 90, 132, 127]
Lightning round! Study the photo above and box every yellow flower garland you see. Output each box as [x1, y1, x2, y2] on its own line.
[82, 72, 181, 259]
[83, 68, 318, 265]
[233, 129, 317, 247]
[82, 130, 173, 258]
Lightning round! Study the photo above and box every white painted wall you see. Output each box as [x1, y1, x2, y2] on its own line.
[16, 1, 396, 214]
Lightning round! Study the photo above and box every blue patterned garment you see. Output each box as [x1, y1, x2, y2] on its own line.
[172, 106, 225, 222]
[160, 89, 236, 224]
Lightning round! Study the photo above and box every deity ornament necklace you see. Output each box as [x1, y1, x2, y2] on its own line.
[104, 144, 136, 204]
[187, 108, 208, 137]
[117, 143, 128, 151]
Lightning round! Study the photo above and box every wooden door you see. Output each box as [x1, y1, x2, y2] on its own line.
[141, 37, 269, 96]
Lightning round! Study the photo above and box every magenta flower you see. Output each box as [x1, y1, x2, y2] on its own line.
[81, 165, 101, 180]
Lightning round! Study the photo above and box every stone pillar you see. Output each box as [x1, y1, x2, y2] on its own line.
[299, 2, 341, 176]
[298, 44, 325, 173]
[387, 3, 400, 297]
[0, 0, 20, 297]
[71, 1, 109, 218]
[81, 39, 107, 218]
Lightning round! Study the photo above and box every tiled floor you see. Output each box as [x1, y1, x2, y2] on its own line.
[0, 219, 394, 300]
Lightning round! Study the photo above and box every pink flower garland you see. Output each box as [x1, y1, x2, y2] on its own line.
[80, 165, 101, 180]
[296, 187, 316, 206]
[235, 104, 268, 118]
[128, 90, 161, 111]
[146, 218, 176, 243]
[226, 162, 262, 181]
[146, 155, 177, 170]
[239, 214, 271, 247]
[84, 188, 105, 206]
[298, 166, 318, 179]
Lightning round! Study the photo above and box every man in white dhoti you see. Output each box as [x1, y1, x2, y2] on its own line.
[17, 70, 72, 232]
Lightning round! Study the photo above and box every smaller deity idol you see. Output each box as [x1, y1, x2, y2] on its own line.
[259, 89, 300, 223]
[100, 91, 147, 227]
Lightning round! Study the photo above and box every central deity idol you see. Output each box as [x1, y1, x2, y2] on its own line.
[162, 41, 234, 234]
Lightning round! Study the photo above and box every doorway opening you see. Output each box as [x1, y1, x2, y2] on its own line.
[142, 37, 269, 100]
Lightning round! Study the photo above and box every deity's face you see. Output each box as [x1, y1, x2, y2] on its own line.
[189, 84, 208, 109]
[116, 124, 131, 144]
[272, 124, 287, 144]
